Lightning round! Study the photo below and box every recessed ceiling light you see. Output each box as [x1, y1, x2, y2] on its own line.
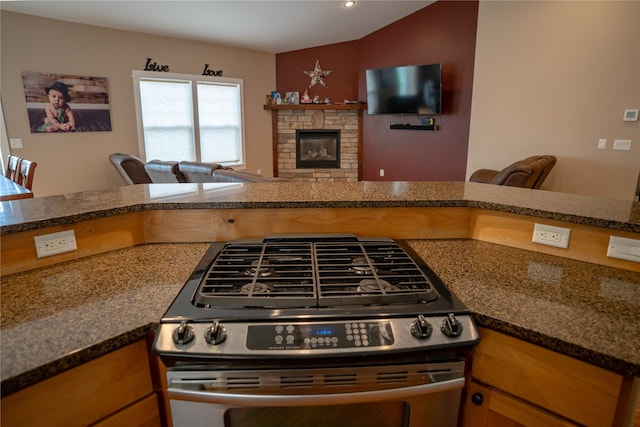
[343, 1, 356, 8]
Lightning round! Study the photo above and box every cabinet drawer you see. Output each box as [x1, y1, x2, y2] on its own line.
[1, 340, 154, 427]
[471, 328, 622, 426]
[463, 381, 578, 427]
[93, 394, 161, 427]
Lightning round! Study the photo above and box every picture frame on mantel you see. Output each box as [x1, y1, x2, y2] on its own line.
[285, 91, 300, 104]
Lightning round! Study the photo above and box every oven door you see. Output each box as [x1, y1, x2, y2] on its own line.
[166, 361, 465, 427]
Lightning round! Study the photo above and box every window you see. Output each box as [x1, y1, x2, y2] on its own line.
[132, 71, 245, 166]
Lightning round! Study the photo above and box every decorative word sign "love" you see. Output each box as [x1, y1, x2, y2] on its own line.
[144, 58, 169, 72]
[202, 64, 223, 77]
[141, 58, 223, 76]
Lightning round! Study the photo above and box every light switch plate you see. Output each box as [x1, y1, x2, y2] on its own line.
[613, 139, 631, 150]
[607, 236, 640, 262]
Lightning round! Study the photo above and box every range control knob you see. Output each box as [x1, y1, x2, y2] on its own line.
[172, 321, 195, 345]
[411, 314, 433, 339]
[441, 313, 463, 337]
[205, 321, 227, 345]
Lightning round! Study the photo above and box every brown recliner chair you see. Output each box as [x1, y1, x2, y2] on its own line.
[469, 155, 556, 189]
[145, 159, 187, 183]
[178, 161, 230, 183]
[178, 161, 290, 183]
[109, 153, 152, 185]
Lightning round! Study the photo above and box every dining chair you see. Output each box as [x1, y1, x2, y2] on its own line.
[17, 159, 37, 190]
[5, 155, 22, 182]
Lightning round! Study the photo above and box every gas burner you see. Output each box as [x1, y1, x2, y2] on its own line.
[192, 236, 441, 308]
[241, 283, 273, 294]
[243, 260, 273, 277]
[357, 279, 396, 293]
[350, 256, 377, 275]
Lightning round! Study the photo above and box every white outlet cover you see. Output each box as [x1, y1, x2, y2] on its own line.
[532, 223, 570, 249]
[607, 236, 640, 262]
[34, 230, 77, 258]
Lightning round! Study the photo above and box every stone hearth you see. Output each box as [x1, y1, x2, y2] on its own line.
[266, 104, 364, 182]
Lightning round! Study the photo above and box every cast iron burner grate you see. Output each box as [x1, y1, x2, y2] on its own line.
[193, 240, 438, 309]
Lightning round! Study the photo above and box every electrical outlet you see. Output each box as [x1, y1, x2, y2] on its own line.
[34, 230, 77, 258]
[532, 223, 570, 249]
[379, 169, 385, 177]
[597, 139, 607, 150]
[607, 236, 640, 262]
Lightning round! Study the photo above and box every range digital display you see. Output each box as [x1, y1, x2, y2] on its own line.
[246, 321, 394, 350]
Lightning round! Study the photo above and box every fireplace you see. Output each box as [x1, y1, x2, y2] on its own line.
[296, 129, 340, 169]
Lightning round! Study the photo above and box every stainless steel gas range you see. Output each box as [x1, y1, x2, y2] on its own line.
[154, 234, 479, 427]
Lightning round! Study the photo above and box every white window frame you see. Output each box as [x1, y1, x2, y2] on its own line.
[132, 70, 246, 167]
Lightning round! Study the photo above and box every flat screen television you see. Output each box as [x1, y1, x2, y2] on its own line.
[365, 63, 442, 115]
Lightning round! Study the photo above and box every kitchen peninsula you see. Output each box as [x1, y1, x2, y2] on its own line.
[1, 181, 639, 426]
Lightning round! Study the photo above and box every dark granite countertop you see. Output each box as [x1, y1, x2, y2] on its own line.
[2, 240, 639, 397]
[2, 182, 639, 234]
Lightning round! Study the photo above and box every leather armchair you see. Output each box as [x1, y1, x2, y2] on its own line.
[178, 161, 290, 183]
[212, 169, 290, 183]
[145, 160, 186, 183]
[109, 153, 152, 185]
[177, 161, 230, 183]
[470, 155, 556, 189]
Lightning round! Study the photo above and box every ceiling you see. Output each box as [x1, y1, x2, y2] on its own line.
[1, 1, 434, 53]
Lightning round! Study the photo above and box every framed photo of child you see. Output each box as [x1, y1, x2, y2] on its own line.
[21, 71, 112, 133]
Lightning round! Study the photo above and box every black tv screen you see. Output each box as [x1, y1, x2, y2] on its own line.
[366, 63, 442, 115]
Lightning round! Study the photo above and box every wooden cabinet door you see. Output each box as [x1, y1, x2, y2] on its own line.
[471, 328, 623, 426]
[93, 394, 161, 427]
[462, 382, 578, 427]
[1, 341, 155, 427]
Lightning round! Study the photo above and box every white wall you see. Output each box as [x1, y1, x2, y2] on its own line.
[468, 0, 640, 200]
[1, 11, 275, 197]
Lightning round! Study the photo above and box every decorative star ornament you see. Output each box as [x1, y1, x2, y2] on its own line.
[304, 60, 332, 88]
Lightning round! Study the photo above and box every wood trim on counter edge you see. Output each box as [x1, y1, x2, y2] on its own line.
[1, 207, 638, 276]
[0, 212, 146, 275]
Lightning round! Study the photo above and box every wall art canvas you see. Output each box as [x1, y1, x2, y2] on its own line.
[21, 71, 112, 133]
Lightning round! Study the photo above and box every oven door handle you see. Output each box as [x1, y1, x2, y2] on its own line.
[168, 377, 464, 407]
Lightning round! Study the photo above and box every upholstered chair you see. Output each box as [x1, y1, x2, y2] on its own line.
[109, 153, 152, 185]
[145, 160, 187, 183]
[469, 155, 556, 189]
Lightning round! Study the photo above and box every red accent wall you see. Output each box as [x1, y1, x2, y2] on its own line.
[276, 1, 479, 181]
[276, 41, 361, 103]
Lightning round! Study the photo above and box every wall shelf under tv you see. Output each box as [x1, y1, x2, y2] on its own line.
[390, 124, 437, 131]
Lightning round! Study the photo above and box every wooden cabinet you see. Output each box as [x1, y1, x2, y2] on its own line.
[1, 340, 160, 427]
[93, 394, 161, 427]
[464, 381, 578, 427]
[462, 328, 637, 427]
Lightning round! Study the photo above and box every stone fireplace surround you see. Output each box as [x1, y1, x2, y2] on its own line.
[265, 104, 365, 182]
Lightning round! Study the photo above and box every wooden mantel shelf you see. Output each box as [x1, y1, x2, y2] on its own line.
[264, 103, 366, 111]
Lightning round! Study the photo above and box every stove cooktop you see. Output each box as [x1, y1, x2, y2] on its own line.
[154, 235, 479, 361]
[160, 234, 469, 321]
[194, 235, 439, 309]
